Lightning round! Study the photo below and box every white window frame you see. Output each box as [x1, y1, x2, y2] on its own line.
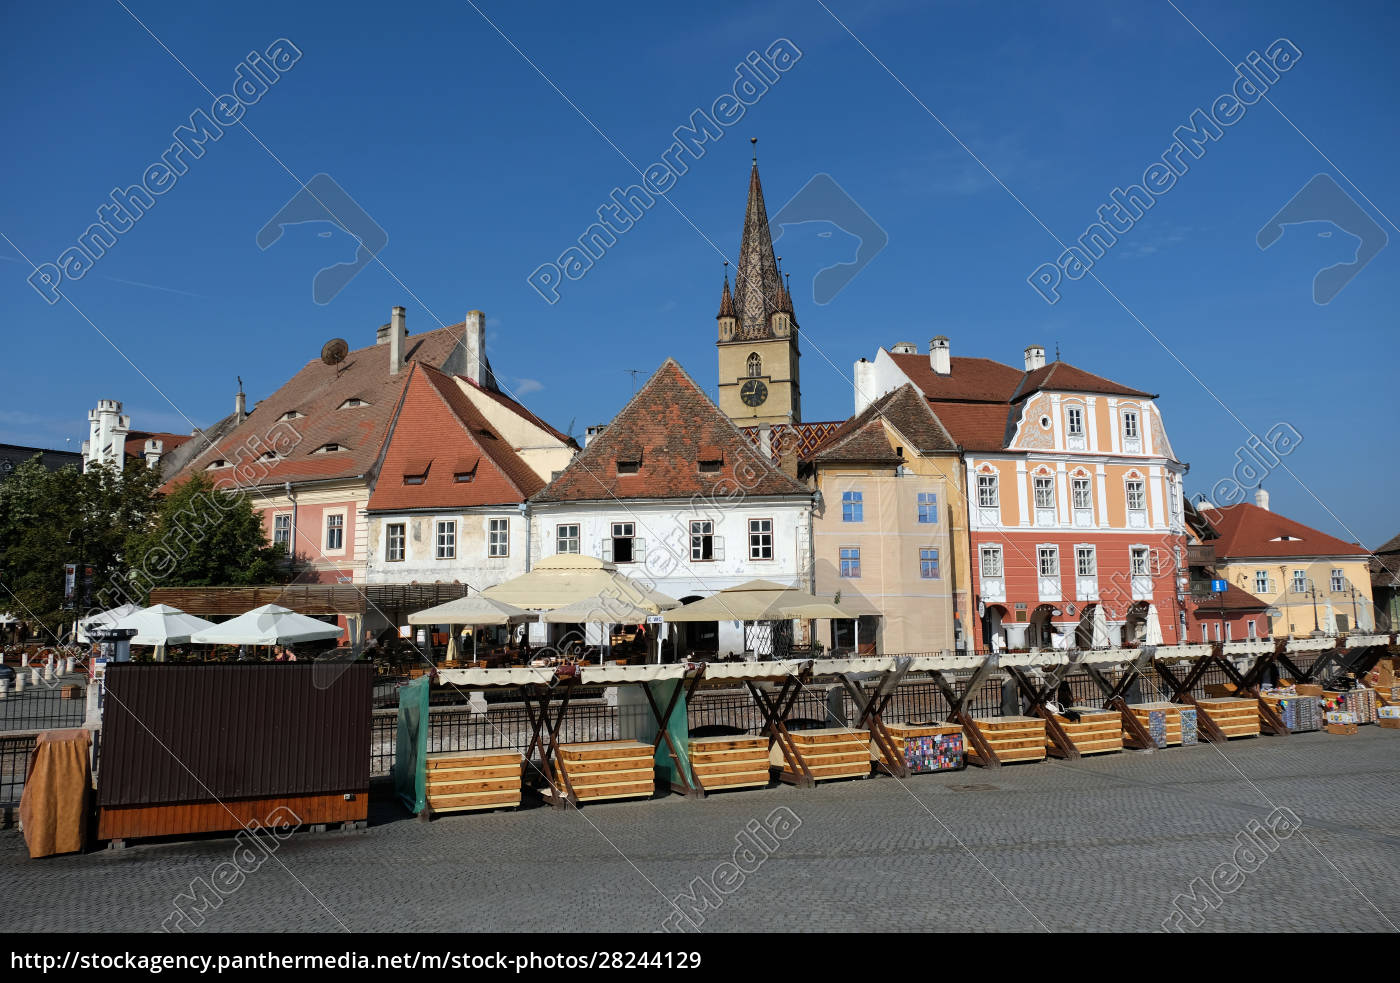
[841, 490, 864, 523]
[980, 545, 1004, 578]
[604, 521, 643, 564]
[1330, 568, 1345, 593]
[1255, 570, 1269, 594]
[1066, 406, 1084, 436]
[748, 518, 773, 561]
[1126, 479, 1147, 512]
[272, 513, 291, 548]
[1038, 545, 1060, 578]
[690, 520, 719, 562]
[919, 547, 940, 580]
[324, 510, 346, 553]
[1122, 410, 1140, 440]
[1076, 546, 1097, 578]
[977, 473, 999, 508]
[1071, 477, 1092, 510]
[1292, 570, 1307, 594]
[435, 519, 456, 560]
[1130, 546, 1151, 577]
[916, 492, 938, 524]
[1034, 475, 1055, 509]
[839, 546, 861, 579]
[385, 523, 406, 563]
[556, 523, 580, 554]
[487, 518, 510, 558]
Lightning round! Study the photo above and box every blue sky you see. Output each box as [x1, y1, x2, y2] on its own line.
[3, 0, 1396, 548]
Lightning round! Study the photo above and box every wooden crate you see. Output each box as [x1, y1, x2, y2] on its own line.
[966, 716, 1047, 765]
[1127, 702, 1184, 746]
[1325, 722, 1358, 736]
[1377, 717, 1400, 730]
[877, 722, 965, 773]
[1048, 708, 1122, 756]
[425, 750, 523, 813]
[688, 734, 770, 792]
[554, 740, 654, 803]
[777, 728, 871, 782]
[1196, 698, 1262, 739]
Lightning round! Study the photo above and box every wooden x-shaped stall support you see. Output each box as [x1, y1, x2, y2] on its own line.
[745, 665, 817, 786]
[1003, 655, 1098, 760]
[637, 665, 708, 798]
[1079, 648, 1158, 750]
[916, 654, 1003, 768]
[1147, 644, 1284, 741]
[518, 675, 584, 807]
[1278, 634, 1398, 687]
[835, 657, 914, 778]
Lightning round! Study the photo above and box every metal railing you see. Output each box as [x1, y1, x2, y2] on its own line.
[0, 674, 87, 732]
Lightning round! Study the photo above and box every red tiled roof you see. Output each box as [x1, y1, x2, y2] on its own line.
[368, 364, 543, 511]
[927, 401, 1014, 452]
[532, 359, 810, 503]
[809, 384, 957, 464]
[888, 352, 1023, 403]
[1193, 582, 1271, 612]
[1207, 503, 1368, 560]
[1011, 361, 1154, 401]
[123, 431, 193, 457]
[163, 324, 466, 491]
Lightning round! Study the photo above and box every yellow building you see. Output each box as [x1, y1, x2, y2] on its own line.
[1202, 495, 1375, 636]
[804, 385, 968, 654]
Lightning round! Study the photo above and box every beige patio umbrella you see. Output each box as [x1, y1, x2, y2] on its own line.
[540, 595, 659, 664]
[663, 580, 866, 658]
[408, 594, 536, 663]
[481, 554, 679, 611]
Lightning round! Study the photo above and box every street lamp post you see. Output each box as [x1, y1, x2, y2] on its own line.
[1308, 580, 1320, 635]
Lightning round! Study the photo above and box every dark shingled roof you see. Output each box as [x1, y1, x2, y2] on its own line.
[810, 384, 957, 464]
[531, 359, 810, 504]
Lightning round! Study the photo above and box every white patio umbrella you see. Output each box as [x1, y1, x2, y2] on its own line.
[190, 603, 343, 647]
[1143, 604, 1164, 646]
[407, 595, 535, 662]
[1322, 599, 1338, 635]
[1091, 605, 1112, 649]
[1358, 599, 1374, 632]
[112, 604, 216, 661]
[540, 594, 660, 664]
[78, 603, 142, 643]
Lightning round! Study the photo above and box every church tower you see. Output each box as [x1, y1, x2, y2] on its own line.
[717, 148, 801, 426]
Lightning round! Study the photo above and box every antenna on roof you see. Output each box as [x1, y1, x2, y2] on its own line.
[624, 369, 643, 394]
[1055, 341, 1061, 362]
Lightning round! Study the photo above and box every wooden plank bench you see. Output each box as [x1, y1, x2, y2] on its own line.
[1047, 708, 1122, 757]
[1195, 698, 1262, 740]
[687, 735, 770, 792]
[554, 740, 655, 803]
[775, 728, 870, 783]
[965, 716, 1046, 765]
[1126, 702, 1186, 747]
[425, 750, 522, 813]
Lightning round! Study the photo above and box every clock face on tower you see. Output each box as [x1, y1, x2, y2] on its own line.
[740, 379, 769, 407]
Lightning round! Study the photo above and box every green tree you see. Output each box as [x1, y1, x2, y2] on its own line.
[124, 472, 291, 595]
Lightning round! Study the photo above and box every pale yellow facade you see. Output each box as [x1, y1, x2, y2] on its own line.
[716, 331, 800, 427]
[1218, 557, 1376, 636]
[810, 422, 969, 654]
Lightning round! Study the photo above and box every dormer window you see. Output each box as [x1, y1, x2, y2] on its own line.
[205, 459, 228, 470]
[402, 458, 430, 486]
[260, 450, 278, 461]
[338, 398, 368, 409]
[454, 455, 479, 483]
[616, 447, 642, 475]
[280, 410, 303, 421]
[313, 443, 345, 454]
[697, 445, 723, 474]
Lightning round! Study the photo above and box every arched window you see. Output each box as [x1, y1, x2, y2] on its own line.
[746, 352, 762, 377]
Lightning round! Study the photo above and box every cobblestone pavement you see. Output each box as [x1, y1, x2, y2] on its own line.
[3, 728, 1397, 933]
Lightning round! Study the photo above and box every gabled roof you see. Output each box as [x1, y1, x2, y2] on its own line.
[123, 431, 193, 457]
[887, 352, 1023, 403]
[532, 359, 810, 504]
[1376, 531, 1400, 555]
[368, 364, 544, 512]
[459, 375, 577, 448]
[928, 401, 1014, 452]
[810, 384, 957, 464]
[1208, 503, 1367, 560]
[1194, 582, 1271, 613]
[164, 324, 466, 491]
[1010, 361, 1154, 401]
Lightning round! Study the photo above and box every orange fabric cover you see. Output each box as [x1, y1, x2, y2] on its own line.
[19, 728, 91, 858]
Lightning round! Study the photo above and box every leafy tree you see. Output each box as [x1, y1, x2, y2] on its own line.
[123, 471, 291, 594]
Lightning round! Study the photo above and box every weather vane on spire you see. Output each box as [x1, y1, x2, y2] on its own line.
[751, 136, 757, 163]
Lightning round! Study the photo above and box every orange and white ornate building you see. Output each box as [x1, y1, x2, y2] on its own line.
[854, 338, 1190, 650]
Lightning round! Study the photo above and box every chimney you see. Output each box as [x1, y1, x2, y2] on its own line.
[853, 358, 877, 415]
[234, 379, 247, 424]
[143, 438, 164, 470]
[389, 306, 407, 375]
[376, 323, 391, 344]
[1024, 344, 1046, 371]
[930, 336, 950, 375]
[464, 310, 486, 385]
[779, 446, 799, 480]
[1254, 487, 1270, 511]
[758, 423, 773, 460]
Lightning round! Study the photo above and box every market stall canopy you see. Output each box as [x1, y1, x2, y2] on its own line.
[189, 604, 343, 645]
[407, 595, 535, 627]
[539, 595, 658, 624]
[663, 580, 864, 623]
[435, 666, 558, 688]
[111, 604, 215, 646]
[480, 554, 679, 612]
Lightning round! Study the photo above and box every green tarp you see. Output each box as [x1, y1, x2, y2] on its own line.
[394, 676, 430, 814]
[643, 679, 694, 788]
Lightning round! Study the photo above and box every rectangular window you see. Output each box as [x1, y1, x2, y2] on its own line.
[1123, 411, 1139, 439]
[981, 546, 1003, 578]
[839, 547, 861, 579]
[1072, 477, 1092, 510]
[977, 474, 999, 508]
[1225, 622, 1232, 642]
[1067, 407, 1084, 435]
[1330, 568, 1345, 593]
[1034, 476, 1055, 509]
[690, 520, 714, 561]
[1255, 570, 1269, 594]
[1076, 547, 1096, 577]
[1247, 620, 1257, 639]
[749, 518, 773, 560]
[610, 522, 635, 563]
[919, 547, 940, 579]
[487, 518, 509, 557]
[916, 492, 938, 524]
[617, 458, 640, 475]
[841, 490, 863, 523]
[1292, 570, 1306, 593]
[435, 520, 456, 560]
[1038, 546, 1059, 577]
[1131, 547, 1150, 577]
[386, 523, 405, 562]
[556, 524, 580, 554]
[325, 513, 344, 551]
[1126, 479, 1146, 512]
[272, 513, 291, 548]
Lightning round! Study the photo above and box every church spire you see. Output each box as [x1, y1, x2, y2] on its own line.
[733, 149, 786, 340]
[718, 262, 735, 318]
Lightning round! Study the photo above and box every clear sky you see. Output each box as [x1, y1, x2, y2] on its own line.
[3, 0, 1396, 548]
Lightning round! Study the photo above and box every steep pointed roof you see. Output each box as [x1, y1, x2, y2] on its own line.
[717, 271, 736, 319]
[368, 364, 543, 511]
[531, 359, 811, 503]
[810, 384, 958, 464]
[733, 162, 785, 340]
